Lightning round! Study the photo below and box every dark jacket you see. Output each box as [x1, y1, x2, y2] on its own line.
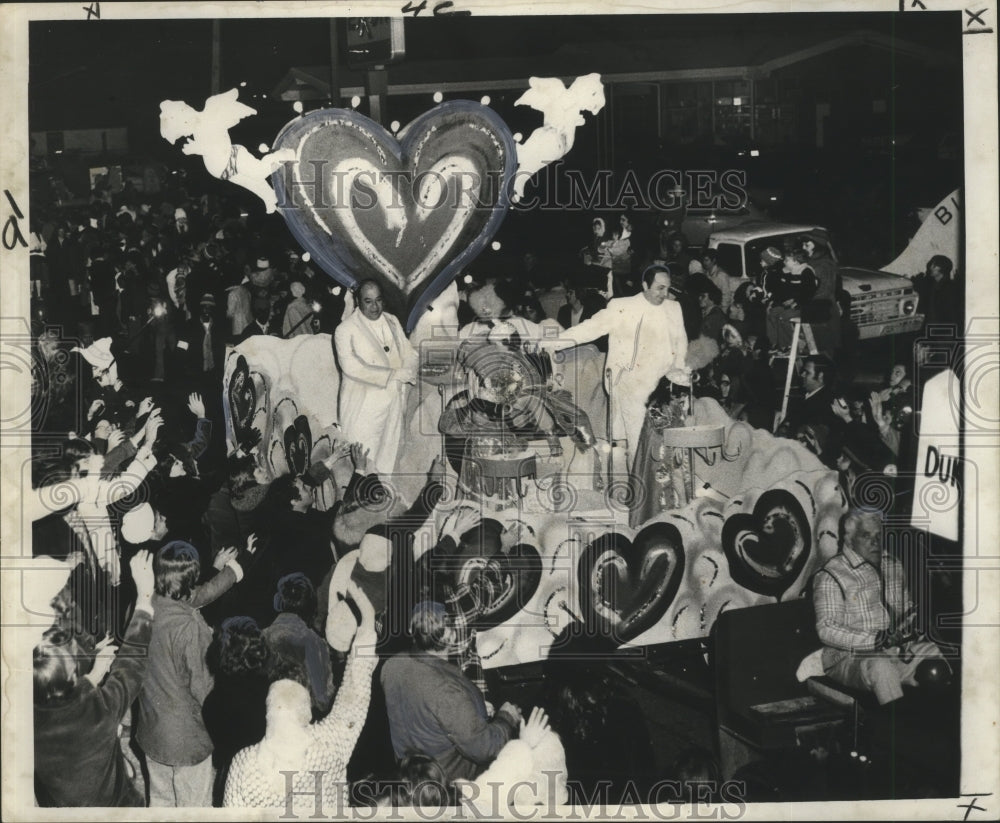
[34, 610, 152, 807]
[183, 318, 227, 377]
[135, 594, 215, 766]
[380, 652, 518, 782]
[263, 612, 335, 716]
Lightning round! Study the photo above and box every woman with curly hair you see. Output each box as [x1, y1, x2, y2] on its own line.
[202, 616, 273, 804]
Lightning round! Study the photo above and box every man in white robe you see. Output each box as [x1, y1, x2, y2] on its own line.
[334, 280, 418, 475]
[540, 265, 687, 470]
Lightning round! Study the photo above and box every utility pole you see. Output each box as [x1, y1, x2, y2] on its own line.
[328, 19, 340, 105]
[211, 19, 221, 95]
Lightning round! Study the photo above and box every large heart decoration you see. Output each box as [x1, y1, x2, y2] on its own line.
[270, 102, 516, 332]
[283, 414, 313, 477]
[577, 521, 686, 645]
[422, 518, 543, 631]
[721, 489, 812, 598]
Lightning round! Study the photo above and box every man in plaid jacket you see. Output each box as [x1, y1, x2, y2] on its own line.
[813, 508, 949, 705]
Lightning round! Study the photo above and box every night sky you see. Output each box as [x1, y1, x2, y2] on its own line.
[29, 11, 958, 137]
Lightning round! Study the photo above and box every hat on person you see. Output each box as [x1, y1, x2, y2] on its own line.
[255, 257, 271, 271]
[121, 503, 156, 544]
[174, 207, 187, 221]
[71, 337, 115, 370]
[721, 323, 744, 346]
[761, 247, 783, 266]
[199, 293, 216, 308]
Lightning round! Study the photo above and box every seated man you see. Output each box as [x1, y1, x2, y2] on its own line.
[381, 601, 524, 783]
[813, 508, 950, 705]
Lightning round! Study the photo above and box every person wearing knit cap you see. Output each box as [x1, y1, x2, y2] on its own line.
[72, 337, 142, 431]
[122, 502, 169, 545]
[281, 280, 313, 338]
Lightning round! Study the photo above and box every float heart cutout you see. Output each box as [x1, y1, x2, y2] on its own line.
[577, 521, 685, 644]
[270, 102, 516, 332]
[460, 543, 544, 631]
[421, 518, 543, 631]
[721, 489, 812, 598]
[228, 354, 255, 433]
[283, 414, 312, 476]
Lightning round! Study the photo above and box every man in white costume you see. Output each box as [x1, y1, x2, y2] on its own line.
[540, 264, 687, 469]
[334, 280, 418, 475]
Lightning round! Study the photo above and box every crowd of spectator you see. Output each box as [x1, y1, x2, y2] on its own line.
[26, 169, 963, 809]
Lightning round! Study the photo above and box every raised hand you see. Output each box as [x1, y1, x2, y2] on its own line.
[106, 428, 126, 452]
[137, 396, 155, 417]
[519, 706, 551, 748]
[130, 549, 155, 604]
[350, 443, 375, 475]
[213, 546, 238, 571]
[187, 392, 206, 419]
[144, 408, 164, 443]
[442, 506, 480, 542]
[84, 634, 119, 686]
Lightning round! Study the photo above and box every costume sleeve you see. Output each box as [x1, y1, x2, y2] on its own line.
[668, 302, 688, 370]
[814, 569, 879, 651]
[334, 322, 394, 389]
[393, 316, 420, 372]
[432, 680, 517, 765]
[313, 643, 378, 772]
[547, 304, 618, 351]
[94, 609, 153, 723]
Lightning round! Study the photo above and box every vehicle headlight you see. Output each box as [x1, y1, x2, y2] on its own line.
[901, 298, 916, 314]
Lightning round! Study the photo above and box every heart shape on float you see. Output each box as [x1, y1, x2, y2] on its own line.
[577, 521, 686, 644]
[422, 518, 543, 631]
[270, 102, 517, 332]
[228, 355, 255, 432]
[721, 489, 812, 598]
[283, 414, 313, 477]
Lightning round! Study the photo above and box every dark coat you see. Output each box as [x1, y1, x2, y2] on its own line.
[34, 611, 152, 807]
[380, 652, 518, 782]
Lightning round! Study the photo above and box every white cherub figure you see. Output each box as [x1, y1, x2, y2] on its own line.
[512, 73, 605, 200]
[159, 88, 295, 214]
